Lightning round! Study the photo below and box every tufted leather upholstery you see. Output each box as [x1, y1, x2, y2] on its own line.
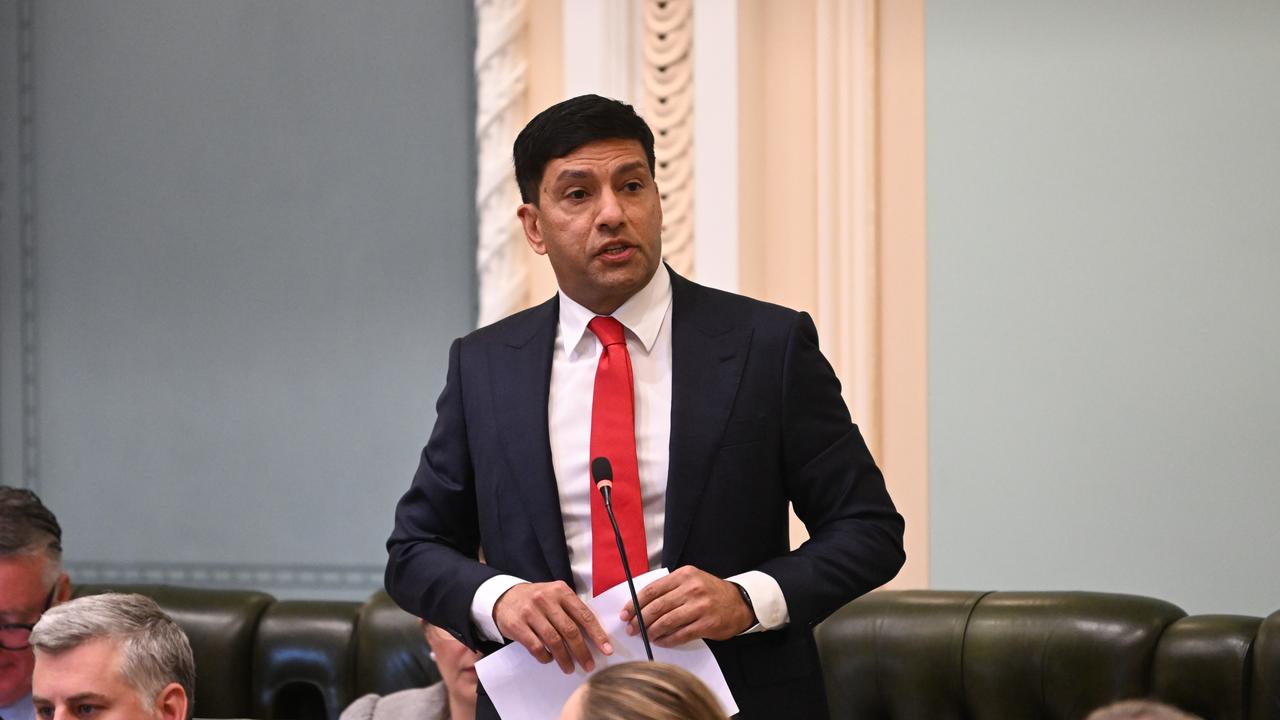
[251, 600, 361, 720]
[817, 590, 1275, 720]
[1152, 614, 1262, 720]
[72, 584, 1277, 720]
[1254, 609, 1280, 720]
[352, 590, 439, 698]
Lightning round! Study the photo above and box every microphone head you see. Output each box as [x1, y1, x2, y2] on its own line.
[591, 457, 614, 489]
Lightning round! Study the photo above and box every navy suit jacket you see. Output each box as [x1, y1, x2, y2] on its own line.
[386, 269, 905, 718]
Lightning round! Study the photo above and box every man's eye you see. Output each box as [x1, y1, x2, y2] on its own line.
[76, 705, 100, 718]
[35, 707, 54, 720]
[566, 189, 588, 200]
[623, 181, 644, 192]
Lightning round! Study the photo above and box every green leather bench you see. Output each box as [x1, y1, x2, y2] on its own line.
[73, 585, 1280, 720]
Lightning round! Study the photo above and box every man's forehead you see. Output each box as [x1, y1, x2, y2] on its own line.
[34, 637, 127, 685]
[548, 139, 648, 171]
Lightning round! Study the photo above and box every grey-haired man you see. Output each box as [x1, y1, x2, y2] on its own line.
[31, 593, 194, 720]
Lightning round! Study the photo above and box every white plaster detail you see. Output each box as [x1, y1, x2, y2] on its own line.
[643, 0, 696, 278]
[562, 0, 638, 102]
[476, 0, 531, 327]
[816, 0, 881, 454]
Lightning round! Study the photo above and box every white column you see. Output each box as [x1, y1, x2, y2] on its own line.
[562, 0, 638, 102]
[692, 0, 738, 292]
[475, 0, 531, 327]
[815, 0, 881, 454]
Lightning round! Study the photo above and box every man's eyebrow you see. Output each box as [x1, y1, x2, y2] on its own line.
[613, 161, 648, 176]
[66, 693, 112, 704]
[550, 168, 591, 184]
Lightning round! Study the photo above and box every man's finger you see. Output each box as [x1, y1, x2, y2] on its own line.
[646, 603, 700, 644]
[511, 623, 554, 664]
[623, 574, 679, 619]
[526, 612, 576, 673]
[546, 604, 596, 672]
[634, 585, 684, 631]
[567, 597, 614, 655]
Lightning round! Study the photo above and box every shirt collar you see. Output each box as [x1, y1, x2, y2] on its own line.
[1, 693, 35, 720]
[558, 264, 672, 359]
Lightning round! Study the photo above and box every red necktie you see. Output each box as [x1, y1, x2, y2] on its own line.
[588, 316, 649, 595]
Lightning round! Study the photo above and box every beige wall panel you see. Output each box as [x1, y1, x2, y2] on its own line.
[743, 0, 819, 317]
[877, 0, 928, 589]
[523, 0, 564, 306]
[737, 0, 765, 296]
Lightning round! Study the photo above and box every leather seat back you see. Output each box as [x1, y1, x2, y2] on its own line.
[352, 590, 439, 697]
[817, 589, 984, 719]
[1152, 614, 1261, 720]
[1253, 609, 1280, 720]
[251, 599, 360, 720]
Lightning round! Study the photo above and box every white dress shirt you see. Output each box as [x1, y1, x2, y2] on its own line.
[0, 693, 35, 720]
[470, 266, 788, 642]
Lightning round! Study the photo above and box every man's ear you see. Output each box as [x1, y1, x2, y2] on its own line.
[517, 203, 547, 255]
[53, 572, 71, 604]
[153, 682, 188, 720]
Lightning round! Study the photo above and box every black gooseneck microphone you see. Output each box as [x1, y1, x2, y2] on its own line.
[591, 456, 654, 661]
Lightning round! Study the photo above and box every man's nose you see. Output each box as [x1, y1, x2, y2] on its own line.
[596, 188, 625, 230]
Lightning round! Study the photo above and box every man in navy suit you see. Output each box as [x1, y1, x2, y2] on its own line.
[386, 95, 904, 719]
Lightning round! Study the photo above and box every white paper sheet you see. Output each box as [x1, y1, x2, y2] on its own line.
[475, 568, 739, 719]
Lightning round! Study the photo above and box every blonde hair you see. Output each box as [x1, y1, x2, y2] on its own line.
[581, 661, 727, 720]
[1086, 700, 1201, 720]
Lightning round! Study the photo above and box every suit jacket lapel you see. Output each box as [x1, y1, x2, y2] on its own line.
[663, 271, 753, 567]
[491, 296, 574, 584]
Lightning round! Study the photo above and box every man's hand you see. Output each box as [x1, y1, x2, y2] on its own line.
[493, 581, 613, 673]
[619, 566, 755, 647]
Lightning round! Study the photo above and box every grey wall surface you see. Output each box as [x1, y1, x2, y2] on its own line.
[928, 1, 1280, 615]
[0, 1, 476, 599]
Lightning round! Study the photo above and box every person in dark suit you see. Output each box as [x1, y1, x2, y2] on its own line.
[386, 94, 905, 719]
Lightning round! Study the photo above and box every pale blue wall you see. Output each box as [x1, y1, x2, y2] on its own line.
[0, 1, 476, 599]
[928, 1, 1280, 615]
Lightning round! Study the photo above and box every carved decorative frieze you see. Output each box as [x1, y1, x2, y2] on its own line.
[475, 0, 530, 327]
[642, 0, 695, 277]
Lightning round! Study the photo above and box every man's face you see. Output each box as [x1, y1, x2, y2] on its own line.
[518, 138, 663, 315]
[0, 553, 55, 705]
[33, 638, 180, 720]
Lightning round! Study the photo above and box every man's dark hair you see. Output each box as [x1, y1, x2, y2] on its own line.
[0, 485, 63, 561]
[513, 94, 656, 204]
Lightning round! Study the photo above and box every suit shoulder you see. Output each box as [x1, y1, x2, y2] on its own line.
[456, 296, 557, 350]
[676, 276, 806, 332]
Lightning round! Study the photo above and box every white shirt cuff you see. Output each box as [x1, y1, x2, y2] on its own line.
[727, 570, 790, 633]
[470, 574, 528, 643]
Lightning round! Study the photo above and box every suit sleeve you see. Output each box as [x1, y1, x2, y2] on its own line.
[754, 312, 906, 628]
[385, 338, 504, 651]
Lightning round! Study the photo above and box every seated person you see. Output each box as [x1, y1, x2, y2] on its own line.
[341, 621, 482, 720]
[1086, 700, 1201, 720]
[30, 593, 194, 720]
[559, 661, 728, 720]
[1, 486, 71, 720]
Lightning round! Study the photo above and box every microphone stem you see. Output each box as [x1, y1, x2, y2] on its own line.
[603, 493, 654, 661]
